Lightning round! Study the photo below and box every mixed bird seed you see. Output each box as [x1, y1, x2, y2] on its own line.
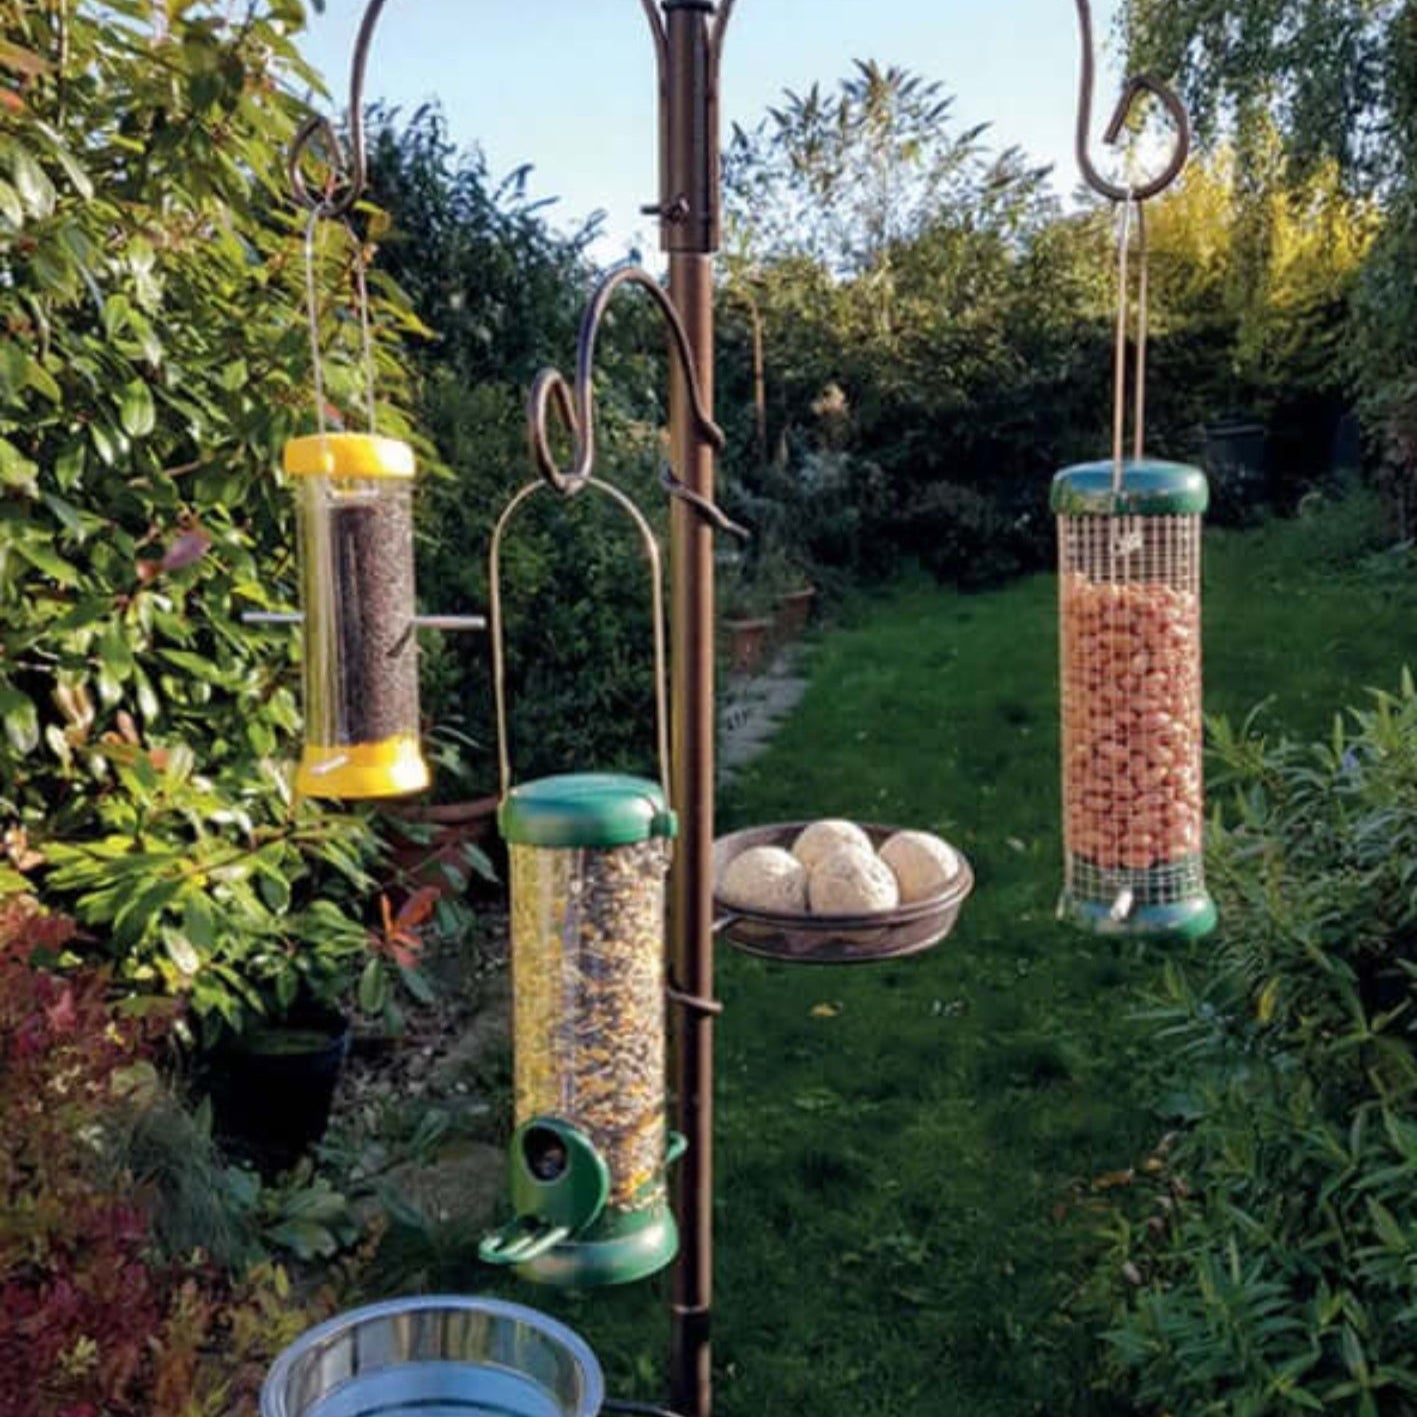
[510, 839, 670, 1213]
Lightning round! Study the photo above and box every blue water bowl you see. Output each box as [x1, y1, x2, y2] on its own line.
[261, 1296, 604, 1417]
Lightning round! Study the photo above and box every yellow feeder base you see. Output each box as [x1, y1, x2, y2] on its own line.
[296, 736, 430, 800]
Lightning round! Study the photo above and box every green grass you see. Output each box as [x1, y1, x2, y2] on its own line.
[394, 495, 1417, 1416]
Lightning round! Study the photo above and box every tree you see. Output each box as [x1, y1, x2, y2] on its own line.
[1125, 0, 1411, 184]
[724, 60, 1049, 278]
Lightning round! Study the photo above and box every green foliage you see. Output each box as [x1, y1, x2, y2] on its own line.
[0, 3, 426, 1033]
[1125, 0, 1406, 184]
[364, 107, 673, 783]
[1093, 673, 1417, 1415]
[722, 65, 1097, 586]
[719, 63, 1362, 585]
[725, 60, 1046, 276]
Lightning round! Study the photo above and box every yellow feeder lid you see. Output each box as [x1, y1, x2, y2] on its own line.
[296, 735, 430, 800]
[283, 433, 416, 481]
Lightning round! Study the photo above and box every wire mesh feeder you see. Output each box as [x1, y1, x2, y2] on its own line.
[1054, 461, 1217, 940]
[713, 823, 973, 965]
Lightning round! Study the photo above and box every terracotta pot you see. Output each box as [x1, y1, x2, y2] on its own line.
[722, 617, 773, 676]
[384, 794, 501, 898]
[773, 586, 816, 641]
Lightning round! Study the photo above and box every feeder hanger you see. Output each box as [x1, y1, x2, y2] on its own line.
[1072, 0, 1191, 493]
[1072, 0, 1191, 206]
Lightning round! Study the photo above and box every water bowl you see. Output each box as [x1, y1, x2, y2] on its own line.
[261, 1296, 604, 1417]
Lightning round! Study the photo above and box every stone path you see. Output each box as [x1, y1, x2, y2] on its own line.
[718, 646, 809, 784]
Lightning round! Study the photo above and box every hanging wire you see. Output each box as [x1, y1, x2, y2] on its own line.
[488, 477, 673, 814]
[1133, 201, 1149, 465]
[301, 208, 381, 434]
[349, 223, 379, 432]
[302, 208, 329, 437]
[1110, 197, 1133, 491]
[1109, 196, 1152, 491]
[1072, 0, 1187, 493]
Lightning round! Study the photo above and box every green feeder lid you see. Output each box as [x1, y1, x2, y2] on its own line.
[499, 772, 678, 849]
[1051, 459, 1210, 517]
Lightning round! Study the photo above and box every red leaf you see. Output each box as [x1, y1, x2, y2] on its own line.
[394, 885, 440, 931]
[0, 42, 51, 78]
[45, 986, 77, 1034]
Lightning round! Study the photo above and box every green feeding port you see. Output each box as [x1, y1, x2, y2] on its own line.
[483, 774, 682, 1287]
[1053, 459, 1217, 942]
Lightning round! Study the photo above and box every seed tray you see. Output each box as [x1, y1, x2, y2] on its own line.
[713, 822, 974, 965]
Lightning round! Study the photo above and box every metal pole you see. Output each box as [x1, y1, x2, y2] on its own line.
[656, 3, 723, 1414]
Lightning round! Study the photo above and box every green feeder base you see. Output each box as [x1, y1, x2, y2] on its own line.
[1057, 890, 1217, 942]
[514, 1206, 680, 1289]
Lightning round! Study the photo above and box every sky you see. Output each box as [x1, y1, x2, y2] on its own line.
[296, 0, 1129, 265]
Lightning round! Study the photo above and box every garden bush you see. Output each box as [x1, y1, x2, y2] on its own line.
[0, 896, 334, 1417]
[0, 4, 431, 1038]
[1091, 673, 1417, 1415]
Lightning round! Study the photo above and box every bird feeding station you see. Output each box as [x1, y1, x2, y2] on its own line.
[262, 2, 1188, 1414]
[1054, 32, 1217, 941]
[478, 477, 685, 1287]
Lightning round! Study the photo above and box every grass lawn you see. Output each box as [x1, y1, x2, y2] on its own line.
[425, 498, 1417, 1415]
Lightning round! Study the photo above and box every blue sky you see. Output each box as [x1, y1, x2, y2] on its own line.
[298, 0, 1127, 263]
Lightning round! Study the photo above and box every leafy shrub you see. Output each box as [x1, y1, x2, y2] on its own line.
[0, 6, 428, 1034]
[0, 896, 332, 1416]
[1091, 675, 1417, 1416]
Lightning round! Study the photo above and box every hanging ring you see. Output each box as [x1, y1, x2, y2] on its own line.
[287, 0, 391, 218]
[1073, 0, 1190, 204]
[289, 113, 356, 219]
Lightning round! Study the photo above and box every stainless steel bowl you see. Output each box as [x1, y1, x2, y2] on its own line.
[261, 1296, 604, 1417]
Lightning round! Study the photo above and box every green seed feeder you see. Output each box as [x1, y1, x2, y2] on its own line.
[1053, 460, 1217, 940]
[479, 480, 684, 1288]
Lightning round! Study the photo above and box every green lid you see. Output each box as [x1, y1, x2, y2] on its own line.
[1052, 459, 1210, 517]
[499, 772, 678, 849]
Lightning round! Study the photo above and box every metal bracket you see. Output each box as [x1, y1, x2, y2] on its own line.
[526, 266, 745, 545]
[667, 980, 724, 1019]
[242, 612, 486, 632]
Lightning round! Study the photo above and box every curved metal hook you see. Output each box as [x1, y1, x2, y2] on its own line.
[1073, 0, 1190, 203]
[528, 265, 729, 502]
[288, 0, 391, 217]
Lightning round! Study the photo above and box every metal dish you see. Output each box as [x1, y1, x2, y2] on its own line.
[713, 822, 974, 965]
[261, 1295, 603, 1417]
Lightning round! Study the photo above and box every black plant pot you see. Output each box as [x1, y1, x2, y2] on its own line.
[199, 1008, 350, 1177]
